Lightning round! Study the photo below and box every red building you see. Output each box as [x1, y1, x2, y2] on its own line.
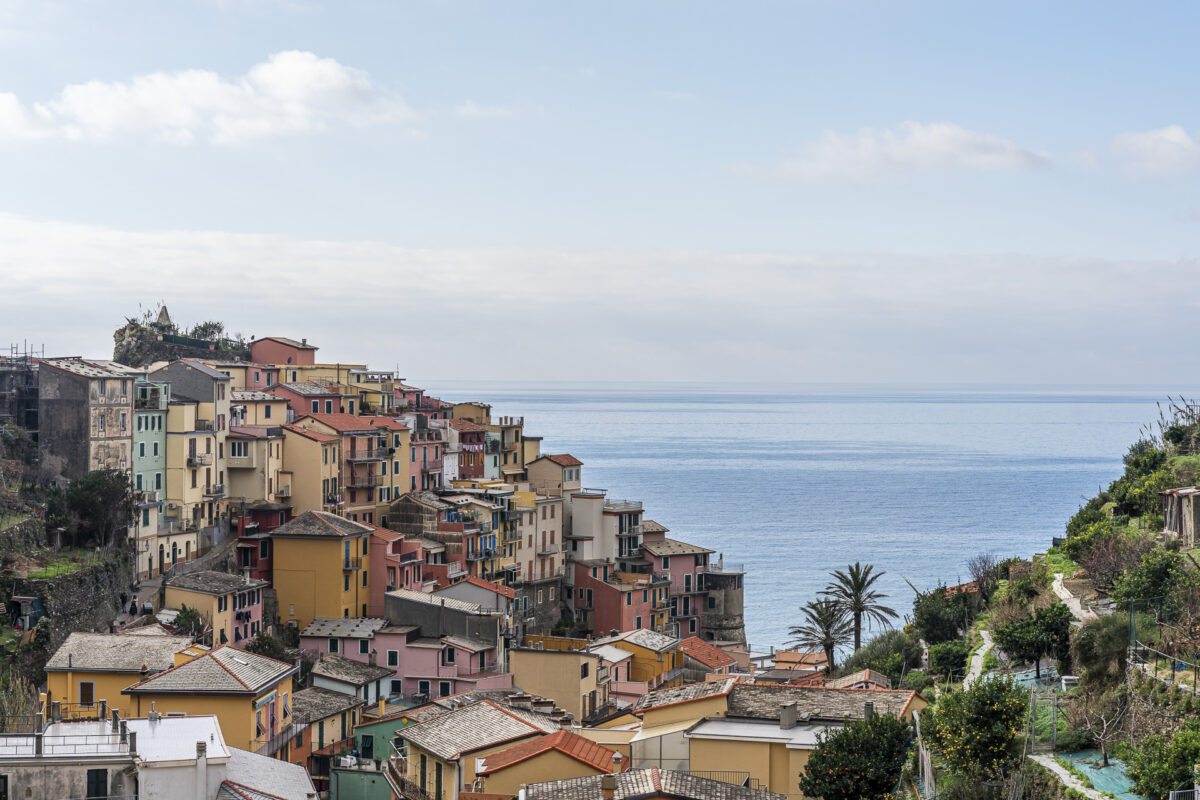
[450, 418, 488, 479]
[573, 561, 662, 637]
[249, 336, 318, 366]
[268, 382, 345, 419]
[367, 526, 428, 616]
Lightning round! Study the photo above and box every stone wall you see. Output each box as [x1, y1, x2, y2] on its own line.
[0, 515, 46, 556]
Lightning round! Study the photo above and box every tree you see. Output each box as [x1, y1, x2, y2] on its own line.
[244, 631, 288, 661]
[797, 713, 912, 800]
[929, 640, 971, 680]
[928, 675, 1026, 781]
[966, 552, 1000, 599]
[65, 468, 134, 547]
[1125, 718, 1200, 800]
[789, 599, 853, 671]
[1035, 602, 1073, 672]
[1113, 548, 1197, 621]
[1072, 613, 1136, 687]
[173, 604, 204, 638]
[993, 603, 1072, 679]
[912, 587, 970, 645]
[837, 629, 922, 686]
[822, 562, 898, 652]
[1064, 686, 1128, 766]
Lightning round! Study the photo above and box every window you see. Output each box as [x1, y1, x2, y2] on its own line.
[708, 596, 716, 609]
[264, 404, 271, 419]
[444, 647, 455, 664]
[580, 662, 589, 679]
[325, 400, 334, 414]
[625, 592, 632, 606]
[662, 556, 670, 569]
[636, 616, 642, 629]
[152, 442, 159, 457]
[79, 681, 95, 706]
[311, 400, 319, 413]
[191, 470, 197, 489]
[418, 679, 430, 696]
[359, 639, 370, 654]
[142, 508, 150, 526]
[537, 589, 543, 604]
[230, 441, 248, 458]
[642, 589, 648, 602]
[411, 449, 416, 462]
[439, 681, 451, 698]
[387, 650, 398, 667]
[86, 768, 107, 800]
[260, 540, 269, 558]
[690, 619, 697, 633]
[549, 587, 556, 600]
[390, 678, 402, 693]
[97, 414, 105, 432]
[136, 473, 143, 490]
[362, 571, 368, 587]
[394, 459, 401, 475]
[343, 575, 350, 592]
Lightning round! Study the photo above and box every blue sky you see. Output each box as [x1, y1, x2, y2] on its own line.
[1, 1, 1198, 381]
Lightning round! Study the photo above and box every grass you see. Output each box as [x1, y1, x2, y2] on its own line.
[0, 510, 30, 530]
[982, 651, 1000, 671]
[1042, 546, 1080, 578]
[1036, 702, 1072, 747]
[25, 548, 103, 579]
[1055, 755, 1097, 791]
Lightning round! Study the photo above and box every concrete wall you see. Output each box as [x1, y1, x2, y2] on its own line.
[3, 759, 136, 800]
[37, 366, 90, 482]
[383, 593, 502, 648]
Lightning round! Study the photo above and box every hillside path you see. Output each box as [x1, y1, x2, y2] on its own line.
[1052, 572, 1097, 625]
[964, 629, 993, 689]
[1030, 755, 1106, 800]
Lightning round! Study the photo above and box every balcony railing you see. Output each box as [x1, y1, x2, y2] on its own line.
[346, 475, 383, 488]
[203, 483, 225, 498]
[254, 721, 304, 756]
[446, 563, 468, 579]
[537, 543, 559, 557]
[343, 557, 363, 571]
[186, 453, 212, 467]
[194, 419, 215, 431]
[347, 449, 386, 462]
[275, 485, 291, 497]
[465, 548, 495, 562]
[421, 462, 440, 473]
[136, 490, 158, 507]
[706, 561, 745, 574]
[324, 495, 342, 507]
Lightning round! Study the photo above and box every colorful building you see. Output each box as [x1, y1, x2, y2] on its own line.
[163, 569, 268, 648]
[280, 424, 341, 516]
[271, 510, 374, 628]
[44, 631, 193, 717]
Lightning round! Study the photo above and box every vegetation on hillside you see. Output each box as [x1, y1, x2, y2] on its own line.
[112, 303, 250, 367]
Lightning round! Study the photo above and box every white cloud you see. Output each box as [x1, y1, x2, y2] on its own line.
[1112, 125, 1200, 177]
[773, 121, 1051, 180]
[0, 50, 412, 144]
[454, 101, 514, 119]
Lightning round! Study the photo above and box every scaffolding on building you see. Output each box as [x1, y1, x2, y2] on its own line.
[0, 342, 42, 435]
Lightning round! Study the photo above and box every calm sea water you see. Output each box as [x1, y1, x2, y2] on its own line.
[430, 382, 1188, 650]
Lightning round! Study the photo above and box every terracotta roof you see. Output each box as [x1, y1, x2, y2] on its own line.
[438, 575, 516, 600]
[524, 768, 785, 800]
[254, 336, 318, 350]
[293, 412, 377, 432]
[281, 424, 340, 443]
[641, 538, 714, 557]
[543, 454, 583, 467]
[641, 520, 669, 534]
[360, 415, 409, 431]
[826, 668, 892, 690]
[270, 510, 373, 539]
[480, 729, 620, 775]
[633, 678, 738, 714]
[124, 645, 293, 695]
[774, 649, 826, 668]
[678, 637, 737, 671]
[449, 418, 488, 433]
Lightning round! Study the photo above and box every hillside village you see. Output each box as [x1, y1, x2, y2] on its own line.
[3, 314, 1200, 799]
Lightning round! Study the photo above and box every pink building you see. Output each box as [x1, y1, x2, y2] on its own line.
[269, 382, 345, 419]
[249, 336, 318, 366]
[641, 536, 713, 639]
[573, 561, 661, 637]
[164, 570, 268, 649]
[368, 527, 429, 617]
[408, 427, 444, 492]
[298, 617, 511, 701]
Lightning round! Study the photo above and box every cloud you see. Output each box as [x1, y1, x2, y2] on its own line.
[771, 121, 1051, 180]
[1112, 125, 1200, 177]
[454, 101, 514, 119]
[1, 213, 1197, 385]
[0, 50, 412, 144]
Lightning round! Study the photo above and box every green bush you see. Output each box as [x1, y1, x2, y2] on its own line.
[929, 676, 1026, 780]
[1054, 727, 1094, 752]
[1125, 718, 1200, 800]
[930, 640, 971, 679]
[1112, 548, 1197, 621]
[901, 669, 934, 693]
[797, 714, 912, 800]
[837, 629, 921, 684]
[913, 588, 974, 645]
[1064, 519, 1113, 562]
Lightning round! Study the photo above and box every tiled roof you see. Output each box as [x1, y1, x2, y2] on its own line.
[254, 336, 318, 350]
[774, 648, 826, 667]
[826, 668, 892, 690]
[281, 424, 340, 443]
[291, 686, 365, 725]
[524, 768, 786, 800]
[121, 623, 175, 636]
[223, 746, 317, 800]
[641, 538, 714, 557]
[387, 587, 485, 614]
[167, 570, 267, 595]
[595, 629, 679, 654]
[292, 412, 377, 432]
[480, 729, 619, 775]
[641, 520, 669, 533]
[542, 454, 583, 467]
[40, 357, 141, 379]
[401, 700, 557, 760]
[124, 645, 293, 695]
[727, 684, 917, 722]
[448, 418, 488, 432]
[273, 381, 338, 396]
[231, 391, 277, 401]
[678, 637, 737, 671]
[633, 678, 738, 714]
[176, 359, 232, 379]
[228, 425, 282, 440]
[270, 510, 373, 539]
[437, 575, 516, 600]
[441, 635, 493, 654]
[300, 617, 387, 639]
[311, 653, 393, 686]
[358, 414, 408, 431]
[45, 632, 193, 673]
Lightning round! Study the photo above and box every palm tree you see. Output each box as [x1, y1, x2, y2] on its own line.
[822, 562, 898, 651]
[788, 598, 853, 671]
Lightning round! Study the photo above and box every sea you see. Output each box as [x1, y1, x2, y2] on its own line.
[430, 382, 1190, 651]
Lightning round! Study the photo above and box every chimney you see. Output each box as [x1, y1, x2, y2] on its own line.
[301, 338, 307, 345]
[612, 752, 623, 773]
[864, 701, 875, 719]
[111, 709, 120, 731]
[779, 702, 798, 730]
[369, 649, 377, 667]
[196, 740, 208, 799]
[601, 773, 618, 800]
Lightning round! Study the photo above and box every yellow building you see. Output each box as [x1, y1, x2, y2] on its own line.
[162, 398, 220, 561]
[476, 729, 621, 797]
[123, 644, 297, 756]
[281, 424, 341, 516]
[226, 424, 288, 508]
[451, 401, 492, 425]
[508, 647, 609, 723]
[594, 629, 686, 690]
[44, 632, 193, 717]
[164, 570, 269, 648]
[397, 700, 558, 800]
[292, 413, 400, 524]
[270, 510, 374, 628]
[231, 390, 288, 425]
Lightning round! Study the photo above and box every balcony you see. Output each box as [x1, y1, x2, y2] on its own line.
[194, 419, 215, 432]
[343, 557, 363, 571]
[537, 543, 559, 557]
[465, 548, 495, 562]
[136, 490, 158, 507]
[323, 495, 341, 508]
[203, 484, 225, 498]
[254, 721, 304, 756]
[421, 462, 440, 473]
[706, 561, 745, 574]
[186, 453, 212, 467]
[347, 448, 386, 462]
[446, 563, 468, 580]
[346, 474, 383, 489]
[275, 485, 291, 497]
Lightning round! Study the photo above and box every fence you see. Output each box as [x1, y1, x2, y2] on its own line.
[1131, 640, 1200, 694]
[1169, 790, 1196, 800]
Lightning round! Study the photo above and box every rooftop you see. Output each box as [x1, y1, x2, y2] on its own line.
[253, 336, 318, 350]
[727, 684, 918, 722]
[826, 668, 893, 690]
[174, 359, 232, 380]
[166, 570, 267, 595]
[281, 424, 340, 443]
[678, 637, 738, 671]
[300, 617, 388, 639]
[223, 744, 317, 800]
[595, 629, 680, 654]
[479, 729, 619, 775]
[271, 510, 373, 539]
[39, 357, 142, 379]
[274, 381, 339, 396]
[291, 686, 366, 725]
[448, 418, 488, 433]
[231, 390, 277, 401]
[45, 632, 193, 673]
[400, 700, 558, 761]
[641, 538, 714, 557]
[539, 453, 583, 467]
[0, 715, 230, 761]
[436, 575, 516, 600]
[124, 645, 293, 695]
[524, 768, 786, 800]
[311, 653, 393, 686]
[386, 587, 486, 615]
[633, 678, 738, 714]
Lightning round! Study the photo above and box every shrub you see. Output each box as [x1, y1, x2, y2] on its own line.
[913, 588, 974, 645]
[1112, 548, 1197, 621]
[797, 713, 912, 800]
[929, 640, 971, 679]
[1064, 519, 1112, 562]
[901, 669, 933, 693]
[929, 676, 1026, 780]
[1054, 727, 1094, 752]
[1125, 718, 1200, 800]
[838, 629, 922, 685]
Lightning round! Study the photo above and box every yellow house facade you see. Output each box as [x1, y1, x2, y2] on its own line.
[123, 645, 297, 756]
[270, 510, 374, 628]
[164, 570, 269, 648]
[44, 632, 193, 718]
[164, 399, 220, 547]
[476, 729, 621, 797]
[508, 647, 609, 722]
[231, 391, 288, 425]
[595, 629, 686, 689]
[281, 425, 341, 516]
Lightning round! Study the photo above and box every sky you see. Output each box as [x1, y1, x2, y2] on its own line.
[1, 1, 1198, 383]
